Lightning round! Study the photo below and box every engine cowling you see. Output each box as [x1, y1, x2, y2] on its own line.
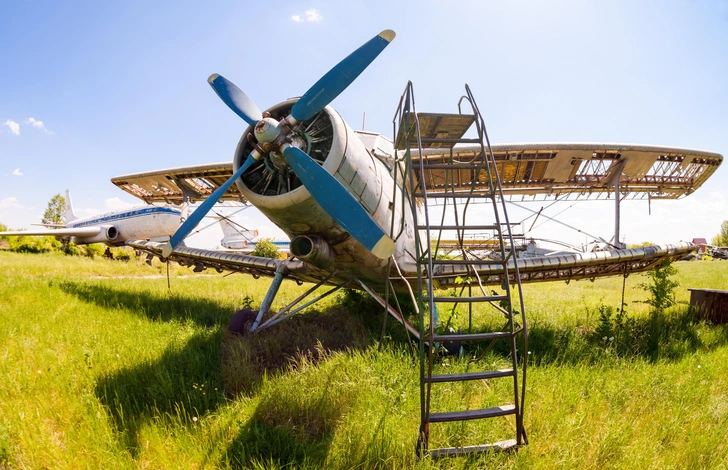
[230, 100, 420, 285]
[233, 101, 389, 247]
[73, 225, 119, 245]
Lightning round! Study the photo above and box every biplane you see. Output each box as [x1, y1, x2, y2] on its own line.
[108, 30, 723, 336]
[110, 29, 722, 455]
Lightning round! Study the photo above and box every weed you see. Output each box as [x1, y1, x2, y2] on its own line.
[1, 252, 728, 469]
[638, 259, 680, 312]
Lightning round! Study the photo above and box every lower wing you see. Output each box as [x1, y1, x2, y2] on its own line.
[433, 242, 695, 287]
[126, 240, 320, 281]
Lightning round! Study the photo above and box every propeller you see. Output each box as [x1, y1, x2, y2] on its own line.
[161, 30, 396, 260]
[290, 29, 396, 122]
[207, 74, 262, 125]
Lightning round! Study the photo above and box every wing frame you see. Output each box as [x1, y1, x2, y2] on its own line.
[407, 143, 723, 201]
[431, 242, 696, 288]
[111, 163, 244, 204]
[126, 240, 331, 284]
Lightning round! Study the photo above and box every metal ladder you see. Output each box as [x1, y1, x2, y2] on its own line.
[393, 82, 528, 457]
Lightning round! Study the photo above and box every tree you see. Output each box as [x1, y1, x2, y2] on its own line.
[639, 259, 679, 313]
[712, 220, 728, 247]
[42, 194, 66, 225]
[251, 238, 280, 259]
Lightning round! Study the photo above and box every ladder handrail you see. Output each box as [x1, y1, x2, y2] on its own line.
[393, 81, 435, 444]
[462, 84, 529, 444]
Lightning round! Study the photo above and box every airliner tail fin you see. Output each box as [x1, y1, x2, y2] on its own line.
[64, 190, 78, 222]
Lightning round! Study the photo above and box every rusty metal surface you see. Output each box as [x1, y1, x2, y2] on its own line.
[408, 143, 723, 201]
[111, 162, 246, 204]
[433, 242, 696, 288]
[112, 141, 722, 204]
[395, 112, 476, 150]
[127, 239, 696, 292]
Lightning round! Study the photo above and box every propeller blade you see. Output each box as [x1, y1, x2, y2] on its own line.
[208, 74, 263, 125]
[162, 156, 256, 258]
[290, 30, 396, 122]
[282, 145, 394, 259]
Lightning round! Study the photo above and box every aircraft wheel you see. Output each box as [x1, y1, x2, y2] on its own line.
[228, 308, 256, 335]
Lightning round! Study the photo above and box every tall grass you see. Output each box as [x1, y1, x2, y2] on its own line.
[1, 251, 727, 468]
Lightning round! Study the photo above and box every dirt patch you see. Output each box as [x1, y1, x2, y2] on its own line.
[221, 307, 372, 397]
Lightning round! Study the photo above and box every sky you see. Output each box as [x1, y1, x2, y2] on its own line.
[2, 0, 727, 249]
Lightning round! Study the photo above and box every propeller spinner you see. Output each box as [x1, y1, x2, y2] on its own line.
[162, 30, 396, 260]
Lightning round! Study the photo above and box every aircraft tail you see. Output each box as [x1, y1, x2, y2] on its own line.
[218, 217, 258, 240]
[64, 189, 78, 222]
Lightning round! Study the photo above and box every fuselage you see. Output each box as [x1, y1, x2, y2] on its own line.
[232, 101, 420, 290]
[68, 205, 182, 246]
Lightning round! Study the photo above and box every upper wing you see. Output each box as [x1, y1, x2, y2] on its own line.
[406, 143, 723, 201]
[433, 242, 695, 287]
[0, 227, 101, 238]
[110, 162, 243, 204]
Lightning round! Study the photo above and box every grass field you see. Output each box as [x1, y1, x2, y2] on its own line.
[1, 251, 727, 469]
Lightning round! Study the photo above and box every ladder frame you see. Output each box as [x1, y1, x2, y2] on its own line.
[393, 81, 529, 457]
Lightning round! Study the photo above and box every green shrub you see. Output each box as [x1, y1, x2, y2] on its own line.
[251, 238, 280, 259]
[10, 236, 61, 254]
[64, 242, 82, 256]
[84, 243, 106, 258]
[639, 259, 680, 312]
[112, 247, 134, 262]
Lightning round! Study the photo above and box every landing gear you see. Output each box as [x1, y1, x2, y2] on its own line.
[228, 308, 256, 335]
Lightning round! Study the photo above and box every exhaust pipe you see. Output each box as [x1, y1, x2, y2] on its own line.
[290, 235, 336, 269]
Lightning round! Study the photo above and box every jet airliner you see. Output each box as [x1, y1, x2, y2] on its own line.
[0, 190, 184, 246]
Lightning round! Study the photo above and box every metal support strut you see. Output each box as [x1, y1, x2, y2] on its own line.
[249, 264, 288, 332]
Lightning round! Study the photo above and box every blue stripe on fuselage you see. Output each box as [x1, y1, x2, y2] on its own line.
[69, 207, 180, 228]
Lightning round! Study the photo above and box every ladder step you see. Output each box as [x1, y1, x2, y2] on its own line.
[429, 404, 516, 423]
[417, 224, 498, 231]
[429, 439, 518, 457]
[433, 331, 512, 342]
[429, 369, 514, 383]
[431, 295, 509, 303]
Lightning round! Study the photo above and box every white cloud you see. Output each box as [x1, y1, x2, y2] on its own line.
[12, 168, 23, 176]
[0, 197, 22, 208]
[24, 117, 54, 134]
[3, 120, 20, 135]
[305, 9, 322, 22]
[291, 8, 322, 23]
[104, 197, 135, 210]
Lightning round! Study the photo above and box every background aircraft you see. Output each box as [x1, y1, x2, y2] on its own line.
[216, 215, 289, 253]
[0, 190, 185, 246]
